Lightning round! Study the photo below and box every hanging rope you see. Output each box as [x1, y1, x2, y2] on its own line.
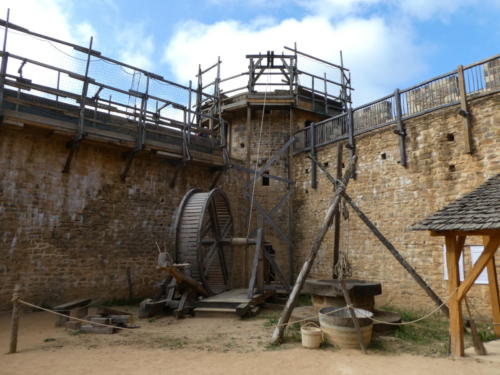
[245, 72, 270, 239]
[334, 202, 352, 279]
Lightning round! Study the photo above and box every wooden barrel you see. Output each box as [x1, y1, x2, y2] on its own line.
[319, 307, 373, 349]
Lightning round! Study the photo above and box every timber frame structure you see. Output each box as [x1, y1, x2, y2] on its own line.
[2, 12, 500, 356]
[0, 15, 351, 304]
[413, 174, 500, 357]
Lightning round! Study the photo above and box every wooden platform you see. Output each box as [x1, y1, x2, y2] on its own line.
[194, 288, 273, 317]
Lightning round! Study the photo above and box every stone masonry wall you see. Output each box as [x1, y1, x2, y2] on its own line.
[0, 125, 247, 310]
[292, 92, 500, 317]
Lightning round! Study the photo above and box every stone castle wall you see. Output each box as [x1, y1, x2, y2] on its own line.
[292, 92, 500, 316]
[0, 125, 248, 309]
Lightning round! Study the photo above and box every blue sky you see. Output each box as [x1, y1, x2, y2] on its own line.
[2, 0, 499, 105]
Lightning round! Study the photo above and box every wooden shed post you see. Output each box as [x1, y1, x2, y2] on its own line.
[445, 234, 464, 357]
[8, 284, 21, 354]
[487, 256, 500, 337]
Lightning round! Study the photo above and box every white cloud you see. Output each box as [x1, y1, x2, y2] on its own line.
[0, 0, 158, 107]
[114, 25, 155, 71]
[0, 0, 97, 96]
[163, 15, 425, 105]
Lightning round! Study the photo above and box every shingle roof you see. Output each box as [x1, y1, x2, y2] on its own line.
[412, 174, 500, 232]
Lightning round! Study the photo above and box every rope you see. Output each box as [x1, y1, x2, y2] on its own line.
[245, 73, 269, 239]
[276, 306, 349, 328]
[17, 299, 137, 331]
[362, 301, 450, 326]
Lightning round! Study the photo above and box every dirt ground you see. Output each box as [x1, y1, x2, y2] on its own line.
[0, 308, 498, 375]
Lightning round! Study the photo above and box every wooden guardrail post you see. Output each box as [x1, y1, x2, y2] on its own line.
[347, 108, 356, 178]
[0, 9, 10, 122]
[393, 89, 407, 167]
[8, 284, 21, 354]
[271, 156, 356, 344]
[310, 122, 317, 189]
[457, 65, 473, 154]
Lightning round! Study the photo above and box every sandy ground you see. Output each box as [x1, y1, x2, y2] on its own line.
[1, 309, 499, 375]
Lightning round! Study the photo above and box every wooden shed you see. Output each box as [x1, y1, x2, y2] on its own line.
[412, 173, 500, 357]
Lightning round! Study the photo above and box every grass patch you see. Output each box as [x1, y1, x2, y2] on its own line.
[376, 306, 450, 356]
[284, 322, 302, 342]
[153, 336, 188, 350]
[369, 337, 387, 352]
[264, 342, 285, 351]
[477, 323, 496, 342]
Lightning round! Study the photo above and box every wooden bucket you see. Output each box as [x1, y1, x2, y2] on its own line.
[319, 307, 373, 349]
[301, 322, 322, 349]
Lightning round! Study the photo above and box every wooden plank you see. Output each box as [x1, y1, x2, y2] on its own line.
[271, 156, 356, 344]
[430, 229, 499, 237]
[445, 234, 464, 357]
[3, 111, 225, 168]
[200, 288, 257, 304]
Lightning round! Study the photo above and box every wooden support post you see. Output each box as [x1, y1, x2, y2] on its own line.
[486, 255, 500, 337]
[340, 280, 366, 353]
[347, 107, 356, 179]
[445, 234, 464, 357]
[394, 89, 407, 167]
[287, 108, 295, 284]
[323, 72, 328, 114]
[247, 227, 263, 299]
[464, 296, 487, 355]
[63, 36, 93, 173]
[271, 156, 356, 344]
[0, 9, 10, 122]
[342, 192, 449, 317]
[121, 149, 139, 182]
[456, 235, 500, 302]
[8, 284, 21, 354]
[332, 142, 343, 276]
[457, 65, 473, 154]
[311, 153, 449, 317]
[244, 105, 252, 286]
[310, 123, 317, 189]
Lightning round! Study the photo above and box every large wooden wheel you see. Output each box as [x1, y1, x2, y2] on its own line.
[173, 188, 234, 295]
